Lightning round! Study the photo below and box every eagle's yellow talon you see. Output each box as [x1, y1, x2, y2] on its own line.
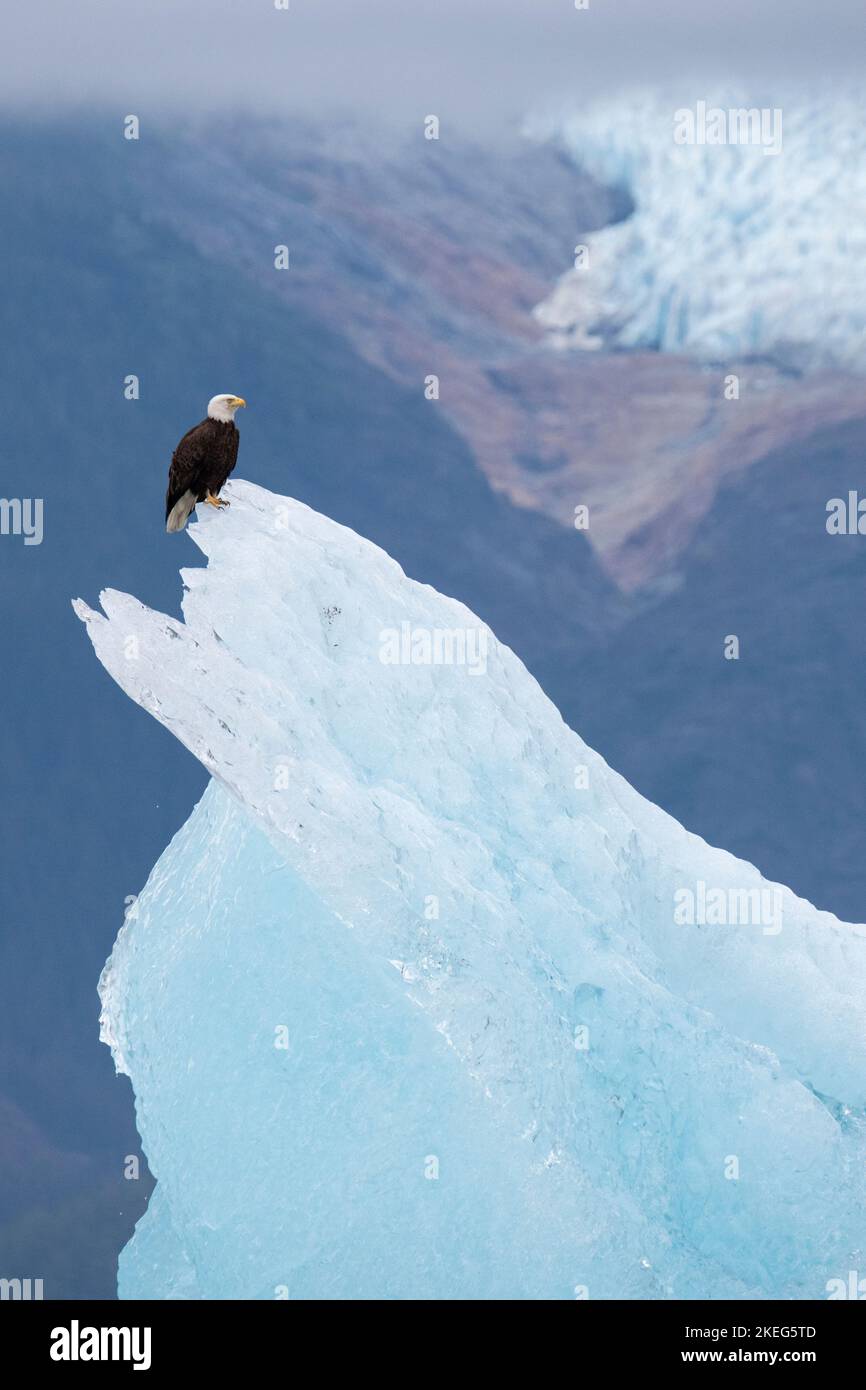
[205, 492, 229, 509]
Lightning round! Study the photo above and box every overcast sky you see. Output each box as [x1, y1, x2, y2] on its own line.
[5, 0, 865, 134]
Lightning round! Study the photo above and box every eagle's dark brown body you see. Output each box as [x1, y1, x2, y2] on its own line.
[165, 418, 240, 531]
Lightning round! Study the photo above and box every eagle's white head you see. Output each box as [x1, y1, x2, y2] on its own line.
[207, 393, 247, 424]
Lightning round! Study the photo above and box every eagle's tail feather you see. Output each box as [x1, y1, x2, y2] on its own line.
[166, 490, 197, 534]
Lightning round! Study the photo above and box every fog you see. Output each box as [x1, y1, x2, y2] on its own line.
[5, 0, 864, 134]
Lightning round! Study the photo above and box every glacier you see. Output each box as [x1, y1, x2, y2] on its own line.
[527, 91, 866, 369]
[74, 480, 866, 1300]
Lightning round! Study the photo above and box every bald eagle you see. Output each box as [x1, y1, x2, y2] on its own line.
[165, 394, 246, 533]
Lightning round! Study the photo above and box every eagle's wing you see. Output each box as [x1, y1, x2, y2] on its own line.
[226, 428, 240, 481]
[165, 419, 210, 519]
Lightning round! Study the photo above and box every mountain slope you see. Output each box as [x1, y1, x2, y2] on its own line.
[572, 415, 866, 921]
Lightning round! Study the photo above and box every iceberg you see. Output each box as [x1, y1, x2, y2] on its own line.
[75, 480, 866, 1299]
[527, 91, 866, 370]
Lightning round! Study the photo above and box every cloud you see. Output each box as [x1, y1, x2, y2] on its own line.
[6, 0, 866, 132]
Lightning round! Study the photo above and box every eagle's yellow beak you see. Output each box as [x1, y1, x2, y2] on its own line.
[231, 396, 247, 409]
